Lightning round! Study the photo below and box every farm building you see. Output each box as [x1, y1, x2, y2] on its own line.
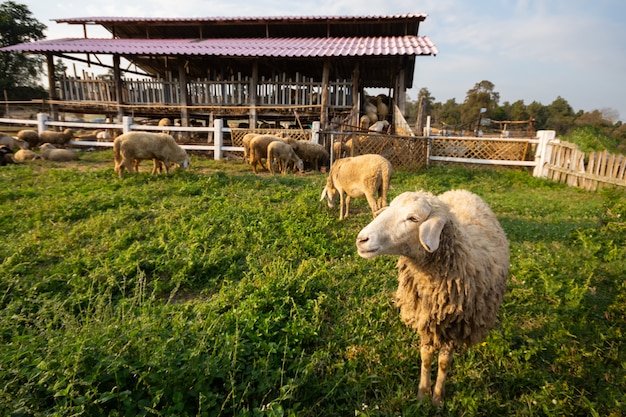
[0, 13, 437, 133]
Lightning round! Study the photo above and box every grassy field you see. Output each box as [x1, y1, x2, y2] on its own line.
[0, 150, 624, 416]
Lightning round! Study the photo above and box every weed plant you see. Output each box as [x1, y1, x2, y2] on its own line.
[0, 151, 624, 416]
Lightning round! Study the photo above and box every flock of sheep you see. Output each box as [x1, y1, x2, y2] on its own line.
[0, 122, 510, 407]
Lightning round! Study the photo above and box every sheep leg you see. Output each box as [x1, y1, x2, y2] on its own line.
[339, 192, 346, 220]
[432, 344, 454, 407]
[417, 344, 434, 402]
[364, 193, 379, 217]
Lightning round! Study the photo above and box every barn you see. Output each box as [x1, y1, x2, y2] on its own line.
[0, 13, 437, 133]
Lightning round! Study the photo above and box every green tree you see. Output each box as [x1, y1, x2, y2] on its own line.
[461, 80, 499, 133]
[0, 1, 47, 99]
[546, 96, 575, 135]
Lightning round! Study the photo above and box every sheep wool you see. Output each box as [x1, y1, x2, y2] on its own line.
[356, 190, 509, 407]
[12, 149, 41, 162]
[17, 130, 39, 148]
[321, 154, 392, 220]
[39, 128, 75, 145]
[248, 135, 285, 174]
[113, 131, 190, 178]
[39, 143, 78, 161]
[267, 140, 304, 174]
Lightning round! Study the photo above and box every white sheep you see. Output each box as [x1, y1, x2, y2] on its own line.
[267, 141, 304, 175]
[368, 120, 390, 133]
[248, 134, 286, 174]
[113, 131, 190, 179]
[355, 190, 509, 407]
[320, 154, 392, 220]
[39, 129, 75, 145]
[17, 130, 39, 148]
[39, 143, 79, 161]
[12, 149, 42, 162]
[242, 132, 259, 161]
[291, 140, 329, 171]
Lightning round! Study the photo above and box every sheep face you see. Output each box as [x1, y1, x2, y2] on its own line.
[356, 192, 443, 259]
[319, 183, 337, 208]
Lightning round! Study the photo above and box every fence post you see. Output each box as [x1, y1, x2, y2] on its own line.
[311, 121, 321, 144]
[122, 116, 133, 133]
[36, 113, 49, 134]
[533, 130, 556, 178]
[213, 118, 223, 160]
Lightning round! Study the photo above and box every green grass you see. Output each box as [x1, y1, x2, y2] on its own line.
[0, 150, 624, 416]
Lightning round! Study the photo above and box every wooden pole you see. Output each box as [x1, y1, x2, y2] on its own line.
[249, 61, 258, 129]
[113, 54, 124, 121]
[320, 60, 330, 132]
[178, 59, 189, 129]
[46, 54, 58, 120]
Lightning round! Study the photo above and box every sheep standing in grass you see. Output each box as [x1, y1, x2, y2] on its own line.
[39, 129, 75, 146]
[267, 141, 304, 174]
[248, 135, 285, 174]
[17, 130, 39, 148]
[113, 132, 190, 178]
[355, 190, 509, 407]
[40, 143, 78, 161]
[320, 154, 392, 220]
[291, 140, 329, 171]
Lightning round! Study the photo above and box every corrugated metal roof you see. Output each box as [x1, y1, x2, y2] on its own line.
[1, 36, 438, 57]
[53, 13, 428, 25]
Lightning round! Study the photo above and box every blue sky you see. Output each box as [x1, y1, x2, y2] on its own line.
[26, 0, 626, 122]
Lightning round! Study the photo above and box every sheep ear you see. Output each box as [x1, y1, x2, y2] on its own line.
[320, 188, 328, 201]
[373, 206, 388, 217]
[419, 217, 446, 252]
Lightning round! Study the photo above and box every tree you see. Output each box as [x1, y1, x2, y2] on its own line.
[0, 1, 47, 99]
[461, 80, 499, 133]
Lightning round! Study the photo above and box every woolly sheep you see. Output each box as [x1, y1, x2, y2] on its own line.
[368, 120, 390, 133]
[242, 132, 259, 160]
[40, 143, 79, 161]
[267, 140, 304, 175]
[113, 131, 190, 179]
[0, 145, 14, 165]
[248, 134, 285, 174]
[12, 149, 42, 162]
[17, 130, 39, 148]
[355, 190, 509, 406]
[320, 154, 392, 220]
[39, 128, 75, 145]
[158, 117, 173, 134]
[0, 134, 27, 149]
[291, 140, 329, 171]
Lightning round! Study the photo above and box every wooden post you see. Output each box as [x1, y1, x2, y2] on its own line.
[213, 118, 223, 160]
[249, 61, 258, 129]
[45, 54, 58, 121]
[351, 63, 360, 128]
[178, 59, 189, 129]
[320, 60, 330, 134]
[113, 54, 124, 121]
[396, 67, 406, 114]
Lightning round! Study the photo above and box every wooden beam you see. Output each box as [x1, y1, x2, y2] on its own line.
[46, 54, 58, 120]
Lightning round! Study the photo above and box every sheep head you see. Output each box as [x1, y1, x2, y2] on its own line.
[320, 176, 337, 208]
[356, 191, 447, 259]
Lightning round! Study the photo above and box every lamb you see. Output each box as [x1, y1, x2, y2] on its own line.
[267, 140, 304, 175]
[113, 131, 190, 179]
[355, 190, 509, 407]
[12, 149, 42, 162]
[248, 134, 285, 174]
[320, 154, 392, 220]
[291, 140, 329, 171]
[17, 130, 39, 148]
[158, 117, 172, 134]
[39, 143, 79, 161]
[0, 134, 27, 149]
[39, 128, 75, 145]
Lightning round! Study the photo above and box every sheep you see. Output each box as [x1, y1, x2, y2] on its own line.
[0, 134, 27, 149]
[267, 140, 304, 175]
[17, 129, 39, 148]
[113, 131, 190, 179]
[242, 132, 260, 161]
[0, 145, 14, 165]
[320, 154, 392, 220]
[39, 128, 75, 146]
[355, 190, 509, 407]
[368, 120, 390, 133]
[248, 134, 286, 174]
[375, 94, 390, 121]
[158, 117, 172, 134]
[39, 143, 79, 161]
[291, 140, 329, 171]
[12, 149, 42, 162]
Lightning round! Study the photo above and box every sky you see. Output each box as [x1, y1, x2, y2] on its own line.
[23, 0, 626, 122]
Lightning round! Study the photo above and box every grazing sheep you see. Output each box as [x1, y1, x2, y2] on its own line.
[12, 149, 42, 162]
[242, 132, 260, 161]
[39, 143, 78, 161]
[113, 131, 190, 179]
[248, 134, 286, 174]
[320, 154, 392, 220]
[355, 190, 509, 407]
[267, 141, 304, 175]
[39, 128, 75, 145]
[291, 140, 329, 171]
[0, 145, 14, 165]
[17, 130, 39, 148]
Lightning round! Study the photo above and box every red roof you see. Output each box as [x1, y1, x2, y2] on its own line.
[1, 36, 438, 57]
